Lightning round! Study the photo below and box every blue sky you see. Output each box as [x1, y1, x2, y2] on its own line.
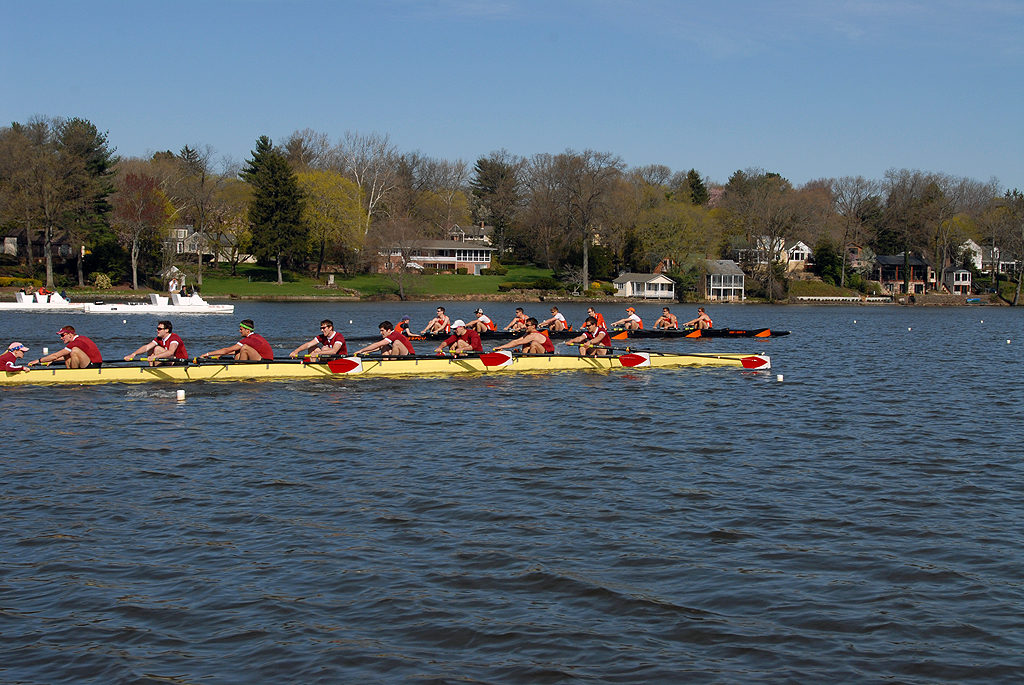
[3, 0, 1021, 189]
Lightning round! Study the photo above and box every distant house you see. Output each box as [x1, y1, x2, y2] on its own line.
[448, 223, 493, 245]
[942, 266, 971, 295]
[2, 227, 74, 262]
[702, 259, 745, 301]
[846, 244, 874, 271]
[613, 272, 675, 299]
[733, 235, 785, 267]
[379, 238, 496, 275]
[960, 239, 983, 270]
[784, 240, 812, 272]
[874, 254, 933, 295]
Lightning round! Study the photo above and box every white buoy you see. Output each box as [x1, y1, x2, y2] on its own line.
[349, 320, 353, 324]
[176, 389, 186, 402]
[981, 320, 984, 323]
[1008, 340, 1012, 344]
[853, 320, 857, 324]
[123, 319, 127, 324]
[908, 327, 912, 331]
[776, 374, 784, 382]
[42, 347, 49, 355]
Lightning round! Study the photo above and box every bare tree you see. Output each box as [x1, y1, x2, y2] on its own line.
[332, 131, 400, 235]
[831, 176, 881, 287]
[283, 128, 331, 171]
[364, 216, 426, 300]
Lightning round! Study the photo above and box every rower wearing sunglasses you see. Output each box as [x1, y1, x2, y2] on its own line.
[290, 319, 347, 360]
[124, 320, 188, 365]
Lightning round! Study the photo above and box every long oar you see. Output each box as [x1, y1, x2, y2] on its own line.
[565, 343, 770, 369]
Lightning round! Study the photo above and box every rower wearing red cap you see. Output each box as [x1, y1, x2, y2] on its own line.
[200, 319, 274, 360]
[124, 320, 188, 365]
[610, 307, 643, 331]
[434, 320, 482, 356]
[27, 326, 103, 368]
[492, 318, 555, 355]
[1, 342, 31, 373]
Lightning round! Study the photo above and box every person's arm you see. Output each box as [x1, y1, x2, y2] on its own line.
[125, 341, 158, 360]
[493, 334, 530, 351]
[290, 338, 317, 358]
[609, 317, 626, 327]
[434, 335, 455, 353]
[354, 339, 388, 355]
[152, 340, 180, 360]
[28, 348, 70, 366]
[201, 343, 242, 358]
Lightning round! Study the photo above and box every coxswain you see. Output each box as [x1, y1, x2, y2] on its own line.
[538, 306, 569, 332]
[465, 308, 496, 334]
[503, 307, 529, 332]
[567, 316, 612, 356]
[434, 319, 483, 356]
[27, 325, 103, 368]
[290, 319, 347, 359]
[355, 321, 415, 357]
[682, 307, 713, 330]
[610, 307, 643, 330]
[124, 320, 188, 366]
[395, 315, 412, 336]
[492, 317, 555, 355]
[420, 307, 451, 335]
[653, 307, 679, 330]
[1, 342, 31, 373]
[586, 306, 606, 329]
[200, 319, 274, 360]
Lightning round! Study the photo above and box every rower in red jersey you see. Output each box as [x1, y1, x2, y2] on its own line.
[290, 319, 347, 359]
[200, 319, 274, 361]
[27, 325, 103, 368]
[434, 320, 483, 356]
[567, 316, 612, 356]
[354, 321, 415, 357]
[492, 317, 556, 355]
[124, 320, 188, 365]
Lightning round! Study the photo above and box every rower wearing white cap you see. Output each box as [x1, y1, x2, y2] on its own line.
[1, 342, 30, 373]
[465, 308, 495, 334]
[434, 320, 483, 356]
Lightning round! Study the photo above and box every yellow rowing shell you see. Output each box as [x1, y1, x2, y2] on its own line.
[1, 351, 770, 386]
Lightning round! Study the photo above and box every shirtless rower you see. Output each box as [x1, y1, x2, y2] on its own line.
[653, 307, 679, 330]
[492, 317, 555, 355]
[567, 316, 612, 356]
[355, 321, 415, 357]
[290, 319, 347, 359]
[200, 319, 274, 360]
[434, 320, 483, 356]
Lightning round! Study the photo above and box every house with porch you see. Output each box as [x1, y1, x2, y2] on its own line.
[379, 239, 496, 275]
[702, 260, 745, 301]
[942, 266, 972, 294]
[613, 272, 675, 299]
[784, 240, 812, 272]
[874, 254, 934, 294]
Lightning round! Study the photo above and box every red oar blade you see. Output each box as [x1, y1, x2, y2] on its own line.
[327, 357, 363, 374]
[479, 351, 514, 367]
[740, 355, 770, 369]
[618, 352, 651, 368]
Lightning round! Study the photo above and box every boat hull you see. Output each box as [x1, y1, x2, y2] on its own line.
[82, 303, 234, 314]
[1, 352, 770, 386]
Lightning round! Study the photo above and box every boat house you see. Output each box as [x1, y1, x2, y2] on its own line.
[612, 273, 675, 299]
[942, 266, 972, 295]
[702, 260, 745, 301]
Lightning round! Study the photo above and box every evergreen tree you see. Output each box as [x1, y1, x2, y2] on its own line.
[686, 169, 709, 206]
[240, 136, 306, 284]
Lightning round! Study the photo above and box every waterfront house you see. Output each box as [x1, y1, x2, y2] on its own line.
[942, 266, 972, 294]
[702, 259, 745, 301]
[874, 254, 933, 294]
[379, 237, 496, 275]
[784, 240, 812, 272]
[613, 272, 675, 299]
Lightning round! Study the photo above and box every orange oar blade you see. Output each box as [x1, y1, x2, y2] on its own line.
[685, 330, 702, 337]
[754, 329, 771, 337]
[611, 331, 628, 340]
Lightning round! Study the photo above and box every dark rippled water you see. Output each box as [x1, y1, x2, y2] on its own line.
[2, 302, 1023, 683]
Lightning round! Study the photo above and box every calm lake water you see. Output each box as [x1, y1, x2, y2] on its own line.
[2, 301, 1022, 683]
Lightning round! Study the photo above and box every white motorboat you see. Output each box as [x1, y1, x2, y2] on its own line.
[0, 291, 86, 312]
[83, 293, 234, 315]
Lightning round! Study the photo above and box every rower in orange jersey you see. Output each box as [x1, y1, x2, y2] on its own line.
[653, 307, 679, 329]
[503, 307, 529, 331]
[585, 306, 606, 329]
[682, 307, 713, 330]
[493, 318, 555, 355]
[420, 307, 451, 335]
[567, 316, 612, 356]
[610, 307, 643, 330]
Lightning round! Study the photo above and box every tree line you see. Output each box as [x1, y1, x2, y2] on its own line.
[2, 116, 1022, 301]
